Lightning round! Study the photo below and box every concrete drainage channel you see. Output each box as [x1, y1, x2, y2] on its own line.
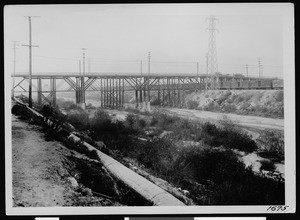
[12, 99, 185, 206]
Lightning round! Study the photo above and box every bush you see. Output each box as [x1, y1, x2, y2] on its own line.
[203, 102, 221, 112]
[176, 146, 284, 205]
[86, 103, 96, 109]
[187, 100, 199, 109]
[150, 112, 180, 130]
[199, 120, 257, 152]
[260, 160, 276, 172]
[12, 104, 31, 120]
[125, 113, 138, 127]
[223, 104, 237, 113]
[217, 91, 231, 105]
[67, 111, 90, 130]
[235, 95, 245, 103]
[219, 119, 257, 152]
[257, 129, 284, 161]
[275, 91, 284, 102]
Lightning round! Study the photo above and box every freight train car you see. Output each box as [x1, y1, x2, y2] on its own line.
[272, 79, 284, 89]
[218, 79, 283, 90]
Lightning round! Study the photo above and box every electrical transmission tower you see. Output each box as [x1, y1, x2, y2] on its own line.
[206, 15, 219, 89]
[207, 15, 218, 75]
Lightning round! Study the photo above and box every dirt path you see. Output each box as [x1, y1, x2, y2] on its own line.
[162, 108, 284, 131]
[12, 114, 117, 207]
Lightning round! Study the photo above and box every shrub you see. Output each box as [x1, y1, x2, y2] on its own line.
[150, 112, 180, 130]
[199, 120, 257, 152]
[125, 113, 138, 127]
[260, 160, 276, 172]
[187, 100, 199, 109]
[176, 146, 284, 205]
[216, 91, 231, 105]
[86, 103, 96, 109]
[203, 102, 221, 112]
[219, 118, 257, 152]
[257, 129, 284, 161]
[223, 103, 237, 113]
[235, 95, 245, 103]
[138, 118, 147, 129]
[67, 111, 90, 131]
[12, 104, 31, 120]
[275, 91, 284, 102]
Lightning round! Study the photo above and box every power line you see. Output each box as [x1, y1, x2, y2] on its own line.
[12, 41, 19, 98]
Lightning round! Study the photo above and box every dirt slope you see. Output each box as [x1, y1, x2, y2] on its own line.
[12, 114, 119, 207]
[183, 90, 284, 118]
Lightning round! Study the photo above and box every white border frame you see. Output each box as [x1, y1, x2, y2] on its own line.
[5, 3, 295, 215]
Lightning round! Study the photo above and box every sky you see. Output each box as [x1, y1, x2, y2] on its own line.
[4, 3, 289, 78]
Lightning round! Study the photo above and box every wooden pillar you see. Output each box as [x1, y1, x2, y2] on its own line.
[81, 76, 85, 104]
[111, 78, 116, 108]
[157, 78, 160, 106]
[135, 90, 139, 109]
[122, 78, 125, 108]
[37, 77, 42, 105]
[50, 77, 56, 106]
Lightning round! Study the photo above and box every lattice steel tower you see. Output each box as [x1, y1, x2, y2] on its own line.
[207, 15, 219, 88]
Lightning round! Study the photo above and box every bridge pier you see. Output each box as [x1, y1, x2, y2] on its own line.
[75, 76, 86, 109]
[37, 78, 42, 105]
[50, 77, 56, 106]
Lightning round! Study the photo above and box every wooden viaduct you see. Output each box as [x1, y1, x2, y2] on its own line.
[12, 72, 276, 109]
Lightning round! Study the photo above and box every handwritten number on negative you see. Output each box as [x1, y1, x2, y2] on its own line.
[267, 205, 288, 212]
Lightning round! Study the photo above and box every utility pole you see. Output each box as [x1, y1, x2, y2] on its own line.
[147, 52, 151, 110]
[79, 60, 81, 74]
[22, 16, 39, 108]
[140, 60, 143, 76]
[148, 52, 151, 76]
[12, 41, 19, 98]
[206, 53, 209, 75]
[82, 48, 86, 76]
[246, 64, 249, 77]
[197, 62, 199, 76]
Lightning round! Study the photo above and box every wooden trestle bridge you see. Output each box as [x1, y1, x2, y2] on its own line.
[12, 72, 277, 109]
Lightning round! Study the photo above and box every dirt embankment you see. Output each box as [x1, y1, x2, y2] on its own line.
[12, 114, 121, 207]
[183, 90, 284, 119]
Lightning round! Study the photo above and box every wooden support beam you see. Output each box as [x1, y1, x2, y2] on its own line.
[50, 77, 56, 106]
[37, 78, 42, 105]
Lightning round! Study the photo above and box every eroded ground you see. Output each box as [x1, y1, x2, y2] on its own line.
[11, 114, 119, 207]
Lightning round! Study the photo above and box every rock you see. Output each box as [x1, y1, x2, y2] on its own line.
[182, 190, 190, 196]
[67, 177, 79, 188]
[80, 188, 93, 196]
[95, 141, 106, 149]
[159, 130, 173, 138]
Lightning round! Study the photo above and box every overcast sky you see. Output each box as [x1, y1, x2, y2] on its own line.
[4, 3, 291, 78]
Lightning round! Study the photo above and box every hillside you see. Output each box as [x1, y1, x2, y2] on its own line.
[179, 90, 284, 119]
